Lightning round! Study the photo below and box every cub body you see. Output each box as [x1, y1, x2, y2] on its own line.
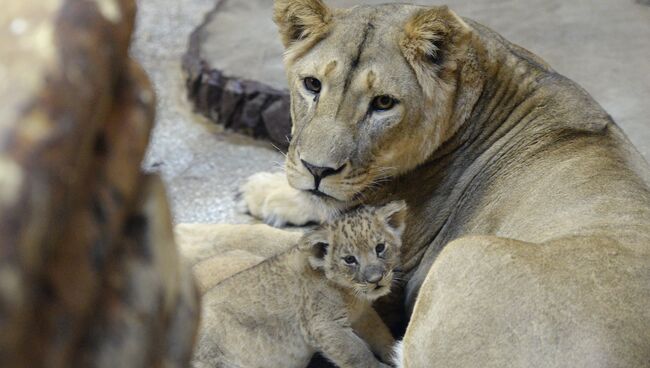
[193, 201, 407, 368]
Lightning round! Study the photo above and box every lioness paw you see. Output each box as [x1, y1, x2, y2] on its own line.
[238, 172, 323, 227]
[238, 172, 281, 219]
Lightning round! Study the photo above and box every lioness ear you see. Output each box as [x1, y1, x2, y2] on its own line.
[400, 6, 470, 91]
[273, 0, 333, 48]
[299, 229, 329, 269]
[376, 200, 408, 239]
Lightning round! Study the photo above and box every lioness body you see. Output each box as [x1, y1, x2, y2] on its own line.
[193, 204, 408, 368]
[200, 1, 650, 367]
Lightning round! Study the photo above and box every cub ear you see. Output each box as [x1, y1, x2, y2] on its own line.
[299, 229, 329, 269]
[273, 0, 333, 48]
[400, 6, 470, 91]
[376, 200, 408, 239]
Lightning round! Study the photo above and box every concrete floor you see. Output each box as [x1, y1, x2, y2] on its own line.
[131, 0, 650, 224]
[132, 0, 282, 224]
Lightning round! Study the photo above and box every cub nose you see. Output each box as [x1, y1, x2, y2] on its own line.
[364, 265, 385, 284]
[366, 272, 383, 284]
[301, 160, 345, 182]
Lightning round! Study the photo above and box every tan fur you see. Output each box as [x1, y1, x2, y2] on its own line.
[399, 7, 471, 150]
[176, 223, 302, 294]
[324, 60, 338, 78]
[239, 171, 334, 227]
[175, 223, 302, 266]
[247, 5, 479, 212]
[274, 0, 333, 48]
[192, 250, 264, 293]
[234, 1, 650, 367]
[192, 202, 407, 368]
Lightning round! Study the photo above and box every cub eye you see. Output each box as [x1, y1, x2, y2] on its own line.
[304, 77, 322, 94]
[375, 243, 385, 255]
[314, 242, 329, 258]
[371, 95, 397, 111]
[343, 256, 358, 265]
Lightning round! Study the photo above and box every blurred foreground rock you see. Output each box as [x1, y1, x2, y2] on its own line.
[0, 1, 199, 367]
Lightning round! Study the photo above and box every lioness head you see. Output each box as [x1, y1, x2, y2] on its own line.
[300, 200, 407, 300]
[274, 0, 471, 203]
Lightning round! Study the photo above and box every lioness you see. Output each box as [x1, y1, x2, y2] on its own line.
[192, 201, 406, 368]
[190, 0, 650, 366]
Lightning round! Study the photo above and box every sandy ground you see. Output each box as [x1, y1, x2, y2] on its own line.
[131, 0, 650, 224]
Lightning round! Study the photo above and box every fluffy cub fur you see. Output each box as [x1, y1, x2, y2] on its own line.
[192, 201, 407, 368]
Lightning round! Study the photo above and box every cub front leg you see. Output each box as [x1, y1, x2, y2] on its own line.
[305, 318, 392, 368]
[352, 307, 396, 364]
[239, 172, 326, 226]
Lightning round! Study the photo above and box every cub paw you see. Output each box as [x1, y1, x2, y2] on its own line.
[238, 172, 322, 227]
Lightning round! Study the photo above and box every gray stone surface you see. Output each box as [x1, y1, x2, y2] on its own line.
[132, 0, 650, 224]
[131, 0, 284, 224]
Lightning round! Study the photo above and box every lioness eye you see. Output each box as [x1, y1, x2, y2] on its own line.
[343, 256, 358, 265]
[304, 77, 322, 94]
[371, 95, 397, 111]
[375, 243, 385, 255]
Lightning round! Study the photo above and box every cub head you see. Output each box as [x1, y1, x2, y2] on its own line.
[299, 200, 407, 300]
[274, 0, 471, 203]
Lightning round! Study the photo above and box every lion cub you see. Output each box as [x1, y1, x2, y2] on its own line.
[193, 201, 407, 368]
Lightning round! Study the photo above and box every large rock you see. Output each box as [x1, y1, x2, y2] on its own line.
[183, 0, 292, 150]
[0, 0, 199, 367]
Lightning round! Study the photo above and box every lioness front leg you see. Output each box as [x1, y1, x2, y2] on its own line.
[175, 223, 301, 265]
[175, 223, 301, 293]
[239, 172, 326, 226]
[352, 308, 396, 364]
[307, 319, 392, 368]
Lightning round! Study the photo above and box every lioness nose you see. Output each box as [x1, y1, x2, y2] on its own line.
[301, 160, 345, 182]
